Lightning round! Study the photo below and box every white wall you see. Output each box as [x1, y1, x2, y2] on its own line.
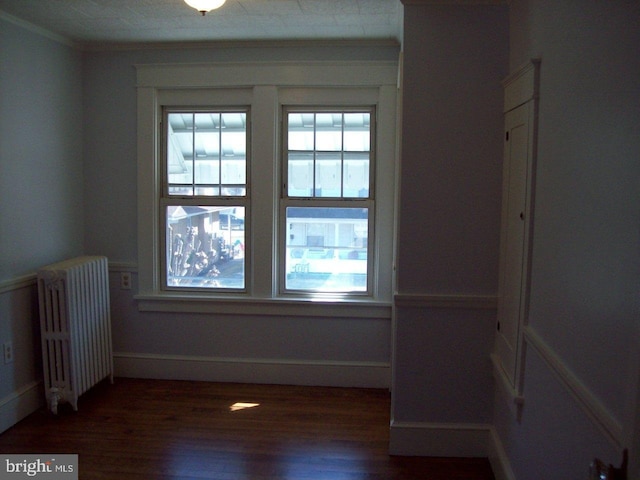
[391, 3, 508, 456]
[82, 44, 399, 264]
[395, 4, 508, 297]
[4, 6, 637, 475]
[494, 1, 640, 478]
[83, 43, 399, 388]
[0, 18, 84, 281]
[0, 16, 83, 432]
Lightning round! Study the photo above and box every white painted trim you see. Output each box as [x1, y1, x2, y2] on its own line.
[0, 273, 36, 295]
[0, 263, 134, 294]
[135, 294, 391, 318]
[394, 293, 497, 309]
[108, 262, 138, 273]
[488, 427, 518, 480]
[389, 421, 493, 457]
[114, 353, 390, 389]
[494, 58, 540, 399]
[502, 59, 541, 113]
[136, 61, 399, 305]
[401, 0, 506, 5]
[135, 61, 399, 89]
[0, 381, 43, 434]
[524, 326, 624, 448]
[0, 10, 76, 48]
[82, 38, 400, 53]
[490, 353, 525, 415]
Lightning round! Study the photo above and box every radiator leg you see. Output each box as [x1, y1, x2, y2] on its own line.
[49, 388, 60, 415]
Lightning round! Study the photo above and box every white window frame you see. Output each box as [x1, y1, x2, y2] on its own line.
[161, 107, 251, 292]
[280, 106, 376, 296]
[135, 61, 398, 315]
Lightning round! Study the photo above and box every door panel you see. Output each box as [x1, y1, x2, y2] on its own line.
[495, 102, 530, 386]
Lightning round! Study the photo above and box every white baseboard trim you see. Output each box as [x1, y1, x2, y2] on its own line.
[114, 353, 391, 389]
[389, 421, 494, 457]
[488, 426, 517, 480]
[0, 381, 43, 434]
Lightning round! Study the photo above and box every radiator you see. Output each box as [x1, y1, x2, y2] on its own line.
[37, 256, 114, 414]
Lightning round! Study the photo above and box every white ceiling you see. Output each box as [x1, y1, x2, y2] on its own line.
[0, 0, 403, 47]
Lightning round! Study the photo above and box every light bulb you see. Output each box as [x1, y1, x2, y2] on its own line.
[184, 0, 226, 16]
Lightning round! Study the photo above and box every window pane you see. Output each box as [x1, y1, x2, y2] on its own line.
[315, 113, 342, 151]
[288, 113, 314, 151]
[167, 113, 194, 188]
[167, 111, 246, 197]
[343, 153, 370, 198]
[288, 154, 313, 196]
[193, 113, 220, 186]
[166, 206, 245, 289]
[194, 159, 220, 185]
[315, 153, 342, 197]
[285, 207, 368, 292]
[343, 113, 370, 151]
[221, 112, 246, 189]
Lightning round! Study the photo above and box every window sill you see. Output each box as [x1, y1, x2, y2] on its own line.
[135, 292, 392, 319]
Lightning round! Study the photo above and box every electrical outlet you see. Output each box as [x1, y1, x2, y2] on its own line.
[3, 342, 13, 364]
[120, 272, 132, 290]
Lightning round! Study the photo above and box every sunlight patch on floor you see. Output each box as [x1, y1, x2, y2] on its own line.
[230, 402, 260, 412]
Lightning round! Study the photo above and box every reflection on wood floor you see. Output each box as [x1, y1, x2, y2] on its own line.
[0, 378, 495, 479]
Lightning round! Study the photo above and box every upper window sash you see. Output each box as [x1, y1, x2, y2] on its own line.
[163, 108, 249, 199]
[283, 107, 375, 201]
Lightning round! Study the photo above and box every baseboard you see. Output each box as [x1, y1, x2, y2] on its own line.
[488, 426, 517, 480]
[0, 381, 43, 434]
[114, 353, 391, 389]
[389, 421, 494, 457]
[389, 421, 517, 478]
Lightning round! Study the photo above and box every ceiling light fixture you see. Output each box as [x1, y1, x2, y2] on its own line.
[184, 0, 226, 16]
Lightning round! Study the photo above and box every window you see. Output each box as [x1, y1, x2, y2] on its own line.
[163, 110, 248, 290]
[282, 109, 374, 294]
[136, 61, 397, 309]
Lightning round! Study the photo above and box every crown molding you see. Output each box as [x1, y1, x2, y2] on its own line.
[80, 37, 401, 53]
[400, 0, 507, 4]
[0, 9, 77, 49]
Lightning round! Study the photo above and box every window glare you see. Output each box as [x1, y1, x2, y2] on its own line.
[285, 207, 368, 292]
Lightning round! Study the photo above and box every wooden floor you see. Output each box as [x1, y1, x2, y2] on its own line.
[0, 379, 495, 479]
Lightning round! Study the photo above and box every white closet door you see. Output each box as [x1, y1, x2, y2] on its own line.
[495, 101, 532, 387]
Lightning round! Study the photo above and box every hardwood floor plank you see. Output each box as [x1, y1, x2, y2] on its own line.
[0, 379, 494, 479]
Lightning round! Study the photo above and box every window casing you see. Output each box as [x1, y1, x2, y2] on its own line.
[136, 62, 397, 310]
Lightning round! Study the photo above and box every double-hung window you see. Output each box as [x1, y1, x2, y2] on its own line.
[282, 108, 374, 294]
[136, 61, 397, 308]
[162, 109, 248, 291]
